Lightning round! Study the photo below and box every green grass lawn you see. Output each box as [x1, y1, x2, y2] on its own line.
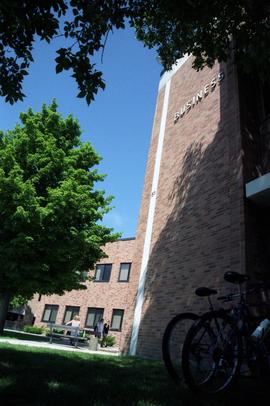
[0, 343, 191, 406]
[0, 343, 268, 406]
[2, 329, 50, 342]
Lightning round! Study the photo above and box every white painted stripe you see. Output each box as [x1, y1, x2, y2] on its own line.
[159, 55, 190, 91]
[129, 80, 171, 355]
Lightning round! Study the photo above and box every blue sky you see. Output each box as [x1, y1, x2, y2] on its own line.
[0, 28, 161, 238]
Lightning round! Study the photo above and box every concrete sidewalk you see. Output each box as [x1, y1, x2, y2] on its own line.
[0, 337, 120, 356]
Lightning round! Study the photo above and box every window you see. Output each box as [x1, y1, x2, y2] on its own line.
[42, 305, 59, 323]
[118, 263, 131, 282]
[95, 264, 112, 282]
[63, 306, 80, 324]
[111, 309, 124, 331]
[85, 307, 104, 328]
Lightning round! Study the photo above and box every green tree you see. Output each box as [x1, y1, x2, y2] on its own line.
[9, 295, 28, 310]
[0, 1, 269, 105]
[0, 101, 118, 333]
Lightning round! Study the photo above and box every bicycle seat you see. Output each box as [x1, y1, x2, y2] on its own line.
[195, 287, 218, 297]
[224, 271, 249, 284]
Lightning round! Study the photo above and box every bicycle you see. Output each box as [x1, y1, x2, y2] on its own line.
[181, 271, 270, 395]
[162, 287, 218, 383]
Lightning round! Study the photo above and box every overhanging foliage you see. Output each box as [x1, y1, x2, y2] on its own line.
[0, 1, 269, 104]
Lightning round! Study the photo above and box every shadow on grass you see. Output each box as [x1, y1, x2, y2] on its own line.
[0, 343, 193, 406]
[0, 343, 269, 406]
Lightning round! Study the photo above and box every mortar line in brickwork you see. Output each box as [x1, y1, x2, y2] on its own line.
[129, 78, 171, 355]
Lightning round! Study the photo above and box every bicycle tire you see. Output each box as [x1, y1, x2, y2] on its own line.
[162, 312, 199, 383]
[182, 310, 242, 395]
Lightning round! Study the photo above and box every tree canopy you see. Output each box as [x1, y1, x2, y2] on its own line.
[0, 1, 269, 105]
[0, 101, 118, 305]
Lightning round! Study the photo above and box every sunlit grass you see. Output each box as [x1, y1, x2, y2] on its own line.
[0, 361, 13, 368]
[2, 329, 49, 342]
[47, 380, 63, 390]
[0, 377, 15, 389]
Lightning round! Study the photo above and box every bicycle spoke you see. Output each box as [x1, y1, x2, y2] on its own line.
[182, 312, 242, 394]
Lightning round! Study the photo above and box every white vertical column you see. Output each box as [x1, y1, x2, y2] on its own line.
[129, 79, 171, 355]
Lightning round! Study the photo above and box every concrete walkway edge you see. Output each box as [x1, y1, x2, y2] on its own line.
[0, 338, 120, 356]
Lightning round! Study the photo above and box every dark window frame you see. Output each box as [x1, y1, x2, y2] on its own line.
[110, 309, 124, 332]
[42, 304, 59, 323]
[62, 306, 80, 324]
[118, 262, 131, 282]
[94, 263, 112, 282]
[85, 307, 104, 328]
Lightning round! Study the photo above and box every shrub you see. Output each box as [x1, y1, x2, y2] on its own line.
[52, 328, 64, 334]
[23, 325, 44, 335]
[103, 335, 116, 347]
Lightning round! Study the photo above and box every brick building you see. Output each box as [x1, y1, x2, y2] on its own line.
[28, 238, 136, 351]
[28, 55, 270, 358]
[128, 56, 270, 358]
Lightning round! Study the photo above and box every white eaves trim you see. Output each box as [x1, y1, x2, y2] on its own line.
[159, 55, 190, 91]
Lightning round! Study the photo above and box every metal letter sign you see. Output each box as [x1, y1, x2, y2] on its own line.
[174, 71, 225, 123]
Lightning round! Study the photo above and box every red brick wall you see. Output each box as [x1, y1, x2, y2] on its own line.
[132, 57, 245, 358]
[28, 238, 136, 352]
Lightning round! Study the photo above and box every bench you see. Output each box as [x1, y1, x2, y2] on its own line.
[47, 323, 89, 348]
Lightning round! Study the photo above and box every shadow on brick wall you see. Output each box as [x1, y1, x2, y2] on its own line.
[135, 61, 245, 360]
[121, 61, 270, 360]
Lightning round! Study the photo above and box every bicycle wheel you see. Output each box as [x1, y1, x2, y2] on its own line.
[182, 310, 242, 395]
[162, 312, 199, 383]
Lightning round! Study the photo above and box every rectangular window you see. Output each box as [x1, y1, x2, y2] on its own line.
[85, 308, 104, 328]
[95, 264, 112, 282]
[118, 263, 131, 282]
[42, 305, 59, 323]
[111, 309, 124, 331]
[63, 306, 80, 324]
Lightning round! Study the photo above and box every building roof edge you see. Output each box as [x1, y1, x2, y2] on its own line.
[117, 237, 136, 241]
[159, 55, 190, 91]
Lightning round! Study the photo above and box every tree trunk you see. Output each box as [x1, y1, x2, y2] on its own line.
[0, 291, 11, 334]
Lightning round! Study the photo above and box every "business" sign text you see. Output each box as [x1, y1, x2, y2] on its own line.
[174, 71, 225, 123]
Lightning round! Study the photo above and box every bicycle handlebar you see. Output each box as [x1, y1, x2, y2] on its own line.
[217, 282, 269, 302]
[217, 293, 235, 302]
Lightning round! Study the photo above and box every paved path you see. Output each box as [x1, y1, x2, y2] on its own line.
[0, 338, 119, 356]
